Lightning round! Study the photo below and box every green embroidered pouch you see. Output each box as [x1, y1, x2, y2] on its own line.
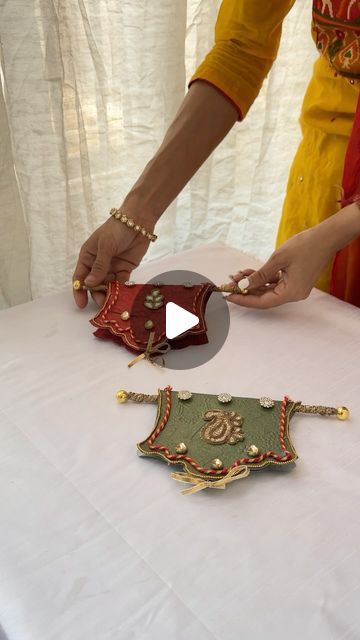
[117, 386, 349, 494]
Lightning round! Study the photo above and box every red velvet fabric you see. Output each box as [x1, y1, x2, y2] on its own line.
[90, 281, 214, 354]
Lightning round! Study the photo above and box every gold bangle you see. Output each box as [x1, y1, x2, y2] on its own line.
[109, 208, 157, 242]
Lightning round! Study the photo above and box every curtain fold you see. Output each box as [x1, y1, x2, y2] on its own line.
[0, 0, 315, 309]
[0, 57, 31, 308]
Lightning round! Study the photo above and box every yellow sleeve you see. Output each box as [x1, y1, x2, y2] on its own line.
[190, 0, 296, 119]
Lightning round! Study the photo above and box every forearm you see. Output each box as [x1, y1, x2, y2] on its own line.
[121, 81, 238, 225]
[317, 203, 360, 253]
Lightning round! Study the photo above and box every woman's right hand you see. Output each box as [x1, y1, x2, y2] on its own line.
[72, 216, 151, 309]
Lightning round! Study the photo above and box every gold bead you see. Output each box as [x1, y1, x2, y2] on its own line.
[73, 280, 82, 290]
[247, 445, 259, 457]
[144, 320, 154, 330]
[120, 311, 130, 321]
[336, 406, 350, 421]
[175, 442, 188, 454]
[211, 458, 224, 470]
[116, 390, 128, 403]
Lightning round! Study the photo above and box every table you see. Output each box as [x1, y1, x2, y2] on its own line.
[0, 243, 359, 640]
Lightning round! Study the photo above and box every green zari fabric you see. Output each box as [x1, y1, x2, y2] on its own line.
[138, 389, 299, 481]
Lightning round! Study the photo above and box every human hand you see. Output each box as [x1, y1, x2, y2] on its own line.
[226, 224, 337, 309]
[72, 216, 151, 308]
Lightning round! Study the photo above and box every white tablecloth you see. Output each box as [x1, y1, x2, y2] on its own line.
[0, 243, 359, 640]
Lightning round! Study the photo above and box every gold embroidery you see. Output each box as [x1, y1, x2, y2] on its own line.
[200, 410, 244, 445]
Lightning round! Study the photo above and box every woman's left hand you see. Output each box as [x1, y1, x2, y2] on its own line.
[226, 216, 346, 309]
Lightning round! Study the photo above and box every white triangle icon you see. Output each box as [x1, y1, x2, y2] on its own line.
[165, 302, 199, 340]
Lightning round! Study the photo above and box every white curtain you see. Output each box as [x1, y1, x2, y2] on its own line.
[0, 0, 316, 309]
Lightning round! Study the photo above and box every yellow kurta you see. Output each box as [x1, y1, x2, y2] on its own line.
[191, 0, 359, 291]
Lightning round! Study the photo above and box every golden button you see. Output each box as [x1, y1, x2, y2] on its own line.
[175, 442, 188, 454]
[247, 445, 259, 457]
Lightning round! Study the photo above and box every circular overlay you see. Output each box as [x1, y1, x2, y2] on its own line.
[131, 269, 230, 370]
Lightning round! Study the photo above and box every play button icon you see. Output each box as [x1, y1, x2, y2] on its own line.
[136, 269, 230, 370]
[165, 302, 199, 340]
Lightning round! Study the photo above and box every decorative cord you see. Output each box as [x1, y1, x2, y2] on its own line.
[171, 465, 250, 495]
[296, 404, 349, 420]
[127, 331, 170, 368]
[213, 284, 248, 295]
[73, 280, 247, 295]
[296, 404, 337, 417]
[116, 390, 158, 404]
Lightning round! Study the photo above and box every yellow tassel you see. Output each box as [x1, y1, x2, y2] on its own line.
[171, 465, 250, 495]
[128, 332, 170, 368]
